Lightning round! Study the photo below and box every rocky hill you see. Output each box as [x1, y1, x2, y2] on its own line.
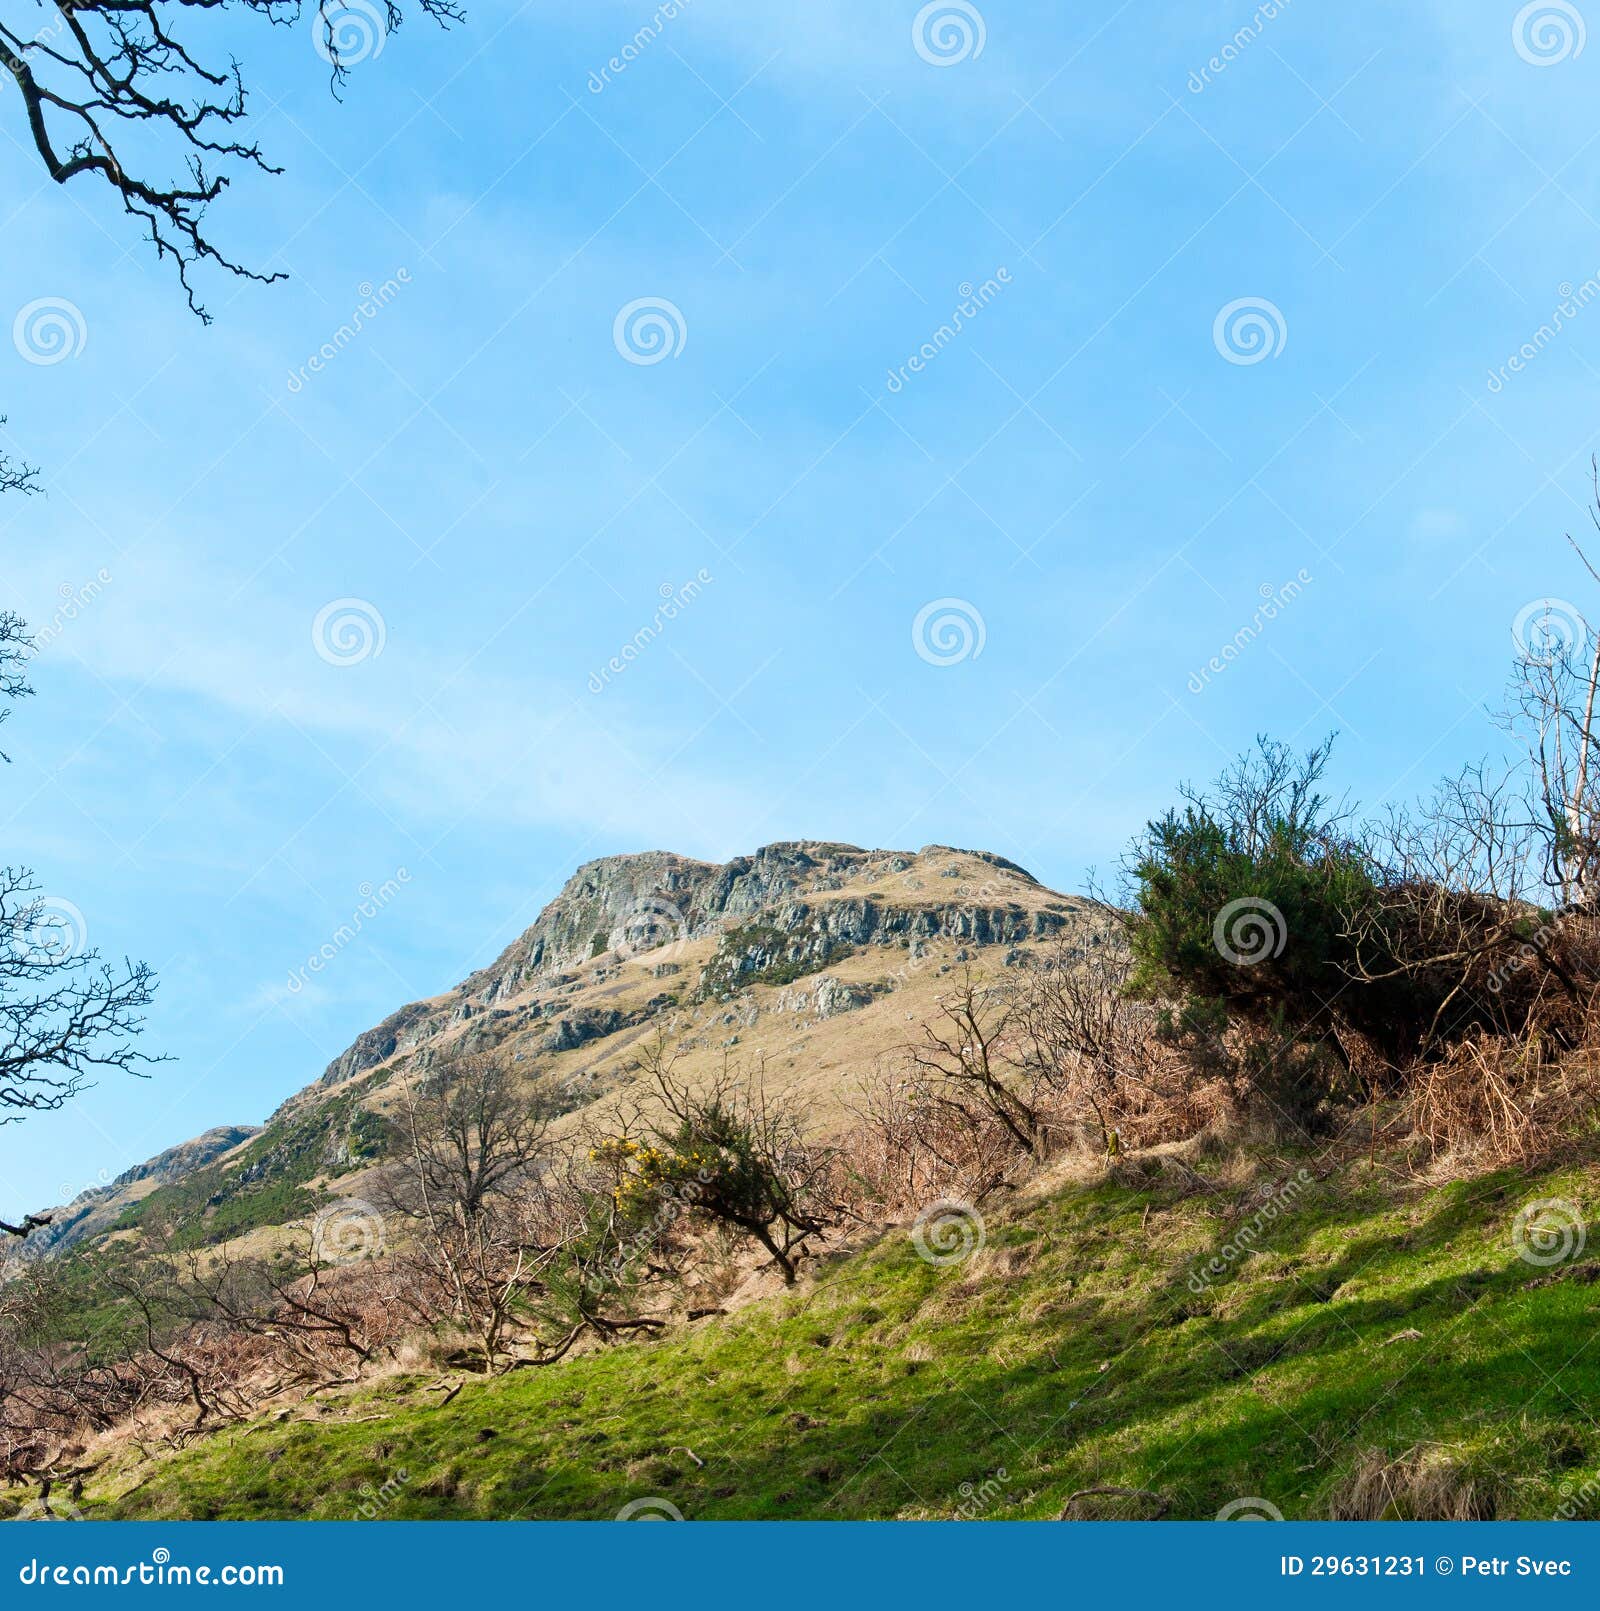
[21, 842, 1093, 1259]
[301, 841, 1071, 1099]
[17, 1125, 261, 1259]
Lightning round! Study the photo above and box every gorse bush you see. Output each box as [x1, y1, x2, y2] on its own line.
[1128, 738, 1380, 1036]
[617, 1039, 838, 1285]
[1127, 737, 1394, 1097]
[1126, 734, 1600, 1121]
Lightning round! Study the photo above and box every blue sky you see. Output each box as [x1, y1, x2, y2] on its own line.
[4, 0, 1600, 1210]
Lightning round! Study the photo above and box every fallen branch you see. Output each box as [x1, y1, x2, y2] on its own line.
[1059, 1485, 1171, 1519]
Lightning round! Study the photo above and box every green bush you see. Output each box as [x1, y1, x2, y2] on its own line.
[1129, 796, 1379, 1013]
[1122, 737, 1525, 1108]
[1128, 737, 1381, 1061]
[1126, 734, 1600, 1112]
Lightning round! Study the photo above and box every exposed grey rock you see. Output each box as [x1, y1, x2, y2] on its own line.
[541, 1008, 630, 1053]
[296, 842, 1071, 1100]
[775, 975, 871, 1019]
[308, 1001, 434, 1098]
[110, 1126, 260, 1190]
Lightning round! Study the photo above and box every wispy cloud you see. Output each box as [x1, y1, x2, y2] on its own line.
[8, 539, 771, 856]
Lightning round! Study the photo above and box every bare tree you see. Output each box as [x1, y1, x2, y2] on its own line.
[0, 866, 164, 1130]
[99, 1256, 257, 1442]
[0, 1259, 149, 1481]
[159, 1234, 404, 1394]
[907, 968, 1045, 1161]
[1374, 762, 1542, 906]
[0, 614, 35, 764]
[1203, 731, 1351, 859]
[0, 0, 464, 320]
[0, 624, 162, 1169]
[0, 2, 466, 486]
[1505, 567, 1600, 908]
[0, 1218, 415, 1479]
[1, 1239, 259, 1453]
[0, 429, 39, 502]
[384, 1049, 553, 1370]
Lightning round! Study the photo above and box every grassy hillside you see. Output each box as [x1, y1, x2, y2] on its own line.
[89, 1136, 1600, 1522]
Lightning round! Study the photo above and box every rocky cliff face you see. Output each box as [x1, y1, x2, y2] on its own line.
[299, 841, 1073, 1102]
[467, 842, 1045, 998]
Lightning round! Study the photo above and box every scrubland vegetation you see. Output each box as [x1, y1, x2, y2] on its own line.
[6, 556, 1600, 1521]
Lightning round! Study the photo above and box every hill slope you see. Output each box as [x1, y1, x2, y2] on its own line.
[18, 1126, 261, 1259]
[89, 1139, 1600, 1521]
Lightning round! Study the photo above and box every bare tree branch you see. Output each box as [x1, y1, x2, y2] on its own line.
[0, 0, 464, 321]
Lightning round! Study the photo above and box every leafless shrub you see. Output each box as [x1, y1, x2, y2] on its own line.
[871, 936, 1212, 1201]
[840, 1063, 1020, 1213]
[1017, 929, 1200, 1151]
[381, 1048, 555, 1372]
[906, 968, 1050, 1161]
[1407, 1032, 1600, 1163]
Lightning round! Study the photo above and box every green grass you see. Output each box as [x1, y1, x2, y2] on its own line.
[90, 1148, 1600, 1522]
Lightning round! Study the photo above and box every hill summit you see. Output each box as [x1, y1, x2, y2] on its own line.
[24, 842, 1088, 1258]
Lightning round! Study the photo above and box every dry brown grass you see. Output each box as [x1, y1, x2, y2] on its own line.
[1408, 1035, 1600, 1165]
[1324, 1443, 1499, 1520]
